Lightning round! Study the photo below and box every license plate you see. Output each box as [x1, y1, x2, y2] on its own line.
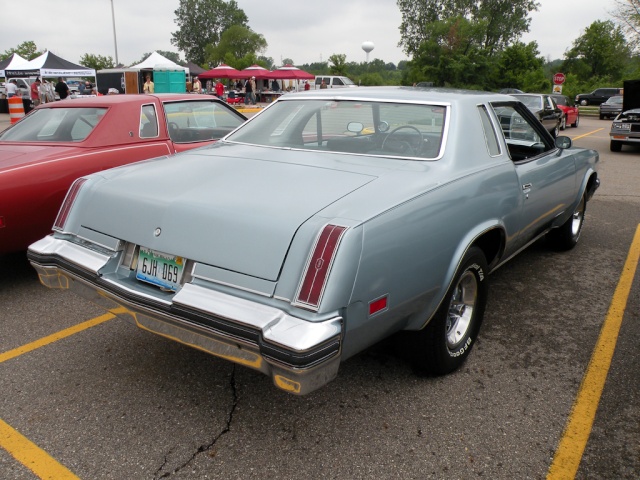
[136, 247, 185, 291]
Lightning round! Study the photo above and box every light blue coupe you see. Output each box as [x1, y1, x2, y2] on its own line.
[28, 87, 600, 394]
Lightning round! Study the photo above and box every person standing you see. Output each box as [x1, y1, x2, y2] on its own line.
[55, 77, 70, 99]
[215, 79, 224, 99]
[30, 78, 41, 106]
[192, 76, 202, 93]
[6, 79, 19, 98]
[143, 75, 154, 94]
[244, 77, 253, 105]
[249, 76, 257, 105]
[304, 80, 310, 91]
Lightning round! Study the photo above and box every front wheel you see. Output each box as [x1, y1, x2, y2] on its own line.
[546, 194, 586, 250]
[409, 247, 489, 375]
[560, 116, 566, 130]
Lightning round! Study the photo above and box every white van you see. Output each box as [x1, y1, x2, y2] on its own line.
[314, 76, 357, 89]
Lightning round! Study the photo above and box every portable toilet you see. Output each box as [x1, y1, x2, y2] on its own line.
[153, 70, 186, 93]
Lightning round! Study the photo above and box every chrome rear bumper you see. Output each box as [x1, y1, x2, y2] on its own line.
[28, 236, 342, 395]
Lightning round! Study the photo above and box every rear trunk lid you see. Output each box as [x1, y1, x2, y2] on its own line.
[79, 149, 376, 281]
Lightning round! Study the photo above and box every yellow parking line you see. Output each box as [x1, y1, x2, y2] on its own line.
[547, 224, 640, 479]
[571, 128, 604, 141]
[0, 311, 117, 364]
[0, 310, 126, 477]
[0, 418, 79, 479]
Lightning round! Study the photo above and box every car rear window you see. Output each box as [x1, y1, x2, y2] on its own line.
[226, 99, 447, 160]
[0, 107, 107, 142]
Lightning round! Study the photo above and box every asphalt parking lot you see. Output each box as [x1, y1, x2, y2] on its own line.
[1, 113, 639, 479]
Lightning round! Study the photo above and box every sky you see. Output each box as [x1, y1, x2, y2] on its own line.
[0, 0, 619, 68]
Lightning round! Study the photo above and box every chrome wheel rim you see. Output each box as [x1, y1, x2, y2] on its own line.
[445, 270, 478, 348]
[571, 197, 585, 236]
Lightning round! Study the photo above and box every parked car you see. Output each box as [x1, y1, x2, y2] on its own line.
[575, 87, 621, 106]
[511, 93, 563, 137]
[599, 95, 623, 119]
[550, 93, 580, 128]
[609, 80, 640, 152]
[28, 87, 600, 395]
[0, 94, 246, 254]
[314, 75, 357, 89]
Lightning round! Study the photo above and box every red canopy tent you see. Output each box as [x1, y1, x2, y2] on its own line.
[266, 64, 314, 80]
[199, 64, 242, 79]
[238, 64, 270, 79]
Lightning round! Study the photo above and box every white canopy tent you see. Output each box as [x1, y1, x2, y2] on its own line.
[129, 51, 189, 74]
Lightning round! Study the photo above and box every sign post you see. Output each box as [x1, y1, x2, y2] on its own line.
[553, 73, 566, 94]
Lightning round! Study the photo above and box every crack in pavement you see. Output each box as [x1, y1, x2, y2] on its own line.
[155, 365, 238, 479]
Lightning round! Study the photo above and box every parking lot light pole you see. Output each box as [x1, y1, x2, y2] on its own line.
[110, 0, 119, 65]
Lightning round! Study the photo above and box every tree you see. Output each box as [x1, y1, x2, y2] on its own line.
[328, 54, 348, 75]
[281, 58, 294, 66]
[563, 20, 630, 80]
[397, 0, 539, 58]
[171, 0, 248, 65]
[611, 0, 640, 51]
[1, 41, 45, 61]
[491, 41, 545, 90]
[257, 56, 275, 70]
[80, 53, 115, 71]
[204, 25, 267, 66]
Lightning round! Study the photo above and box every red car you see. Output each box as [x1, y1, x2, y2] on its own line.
[0, 94, 246, 254]
[550, 94, 580, 129]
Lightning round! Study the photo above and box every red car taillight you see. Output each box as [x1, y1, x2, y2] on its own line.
[294, 224, 347, 311]
[53, 178, 87, 231]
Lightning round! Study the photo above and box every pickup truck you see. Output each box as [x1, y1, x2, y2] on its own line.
[0, 77, 36, 98]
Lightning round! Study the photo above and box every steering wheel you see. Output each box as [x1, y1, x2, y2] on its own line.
[381, 125, 425, 156]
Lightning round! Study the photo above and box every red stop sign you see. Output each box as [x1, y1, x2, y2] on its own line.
[553, 73, 566, 85]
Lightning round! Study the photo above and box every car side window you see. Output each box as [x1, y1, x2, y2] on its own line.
[477, 105, 501, 157]
[333, 78, 344, 86]
[139, 104, 159, 138]
[491, 102, 554, 162]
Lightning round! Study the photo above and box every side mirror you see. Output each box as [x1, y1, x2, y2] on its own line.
[555, 136, 572, 150]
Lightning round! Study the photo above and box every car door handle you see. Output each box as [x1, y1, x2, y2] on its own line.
[522, 183, 532, 193]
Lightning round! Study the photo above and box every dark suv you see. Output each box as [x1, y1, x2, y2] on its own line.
[575, 88, 622, 106]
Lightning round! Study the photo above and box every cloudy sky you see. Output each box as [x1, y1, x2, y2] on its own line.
[0, 0, 618, 67]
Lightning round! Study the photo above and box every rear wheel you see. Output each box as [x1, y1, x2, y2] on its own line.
[409, 247, 488, 375]
[610, 140, 622, 152]
[546, 194, 586, 250]
[571, 114, 579, 128]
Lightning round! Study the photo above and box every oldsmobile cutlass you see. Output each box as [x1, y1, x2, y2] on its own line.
[28, 87, 600, 394]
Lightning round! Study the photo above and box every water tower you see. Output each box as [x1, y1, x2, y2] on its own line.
[362, 41, 375, 62]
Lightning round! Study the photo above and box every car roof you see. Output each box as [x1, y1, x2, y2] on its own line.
[280, 86, 515, 105]
[38, 93, 220, 109]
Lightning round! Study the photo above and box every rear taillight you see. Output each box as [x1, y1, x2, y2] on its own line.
[294, 224, 347, 311]
[53, 178, 87, 231]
